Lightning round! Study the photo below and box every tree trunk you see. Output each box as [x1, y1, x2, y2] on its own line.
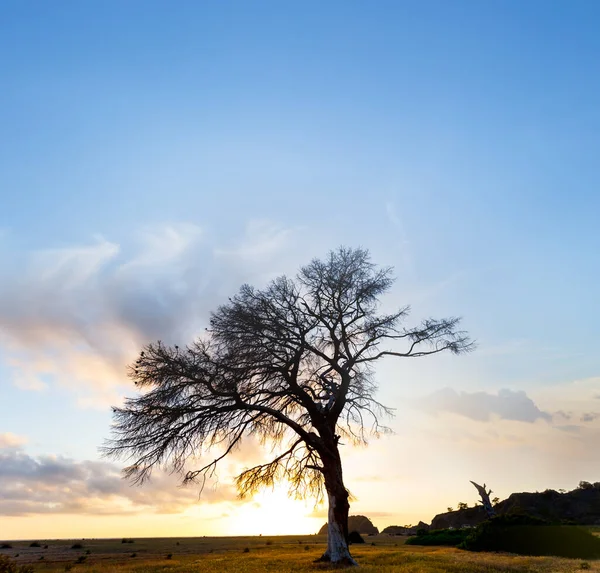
[316, 445, 357, 566]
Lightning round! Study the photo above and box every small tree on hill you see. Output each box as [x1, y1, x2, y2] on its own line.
[103, 247, 473, 565]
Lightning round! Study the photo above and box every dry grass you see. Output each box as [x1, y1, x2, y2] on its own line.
[1, 534, 598, 572]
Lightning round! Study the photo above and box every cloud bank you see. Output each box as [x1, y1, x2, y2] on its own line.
[421, 388, 552, 423]
[0, 440, 236, 517]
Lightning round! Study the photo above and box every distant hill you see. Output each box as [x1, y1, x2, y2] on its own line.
[382, 521, 430, 536]
[431, 482, 600, 530]
[318, 515, 379, 535]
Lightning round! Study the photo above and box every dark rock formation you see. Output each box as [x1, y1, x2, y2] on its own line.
[318, 515, 379, 535]
[382, 521, 430, 536]
[430, 506, 487, 529]
[431, 484, 600, 530]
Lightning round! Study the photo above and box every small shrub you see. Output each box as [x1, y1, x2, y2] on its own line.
[71, 543, 83, 550]
[166, 553, 172, 560]
[64, 565, 73, 572]
[43, 545, 48, 549]
[266, 540, 272, 546]
[243, 547, 250, 553]
[28, 542, 41, 548]
[85, 549, 91, 555]
[176, 542, 180, 546]
[348, 531, 365, 545]
[130, 553, 137, 558]
[38, 557, 43, 560]
[121, 538, 135, 544]
[75, 556, 86, 564]
[304, 545, 310, 551]
[0, 545, 11, 550]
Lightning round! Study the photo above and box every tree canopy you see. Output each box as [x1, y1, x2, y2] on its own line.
[103, 247, 473, 564]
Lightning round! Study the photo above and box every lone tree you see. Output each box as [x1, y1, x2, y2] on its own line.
[103, 247, 473, 565]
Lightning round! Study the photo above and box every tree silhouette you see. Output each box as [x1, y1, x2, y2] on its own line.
[103, 247, 473, 565]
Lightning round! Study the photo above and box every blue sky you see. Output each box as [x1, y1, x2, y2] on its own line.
[1, 1, 600, 538]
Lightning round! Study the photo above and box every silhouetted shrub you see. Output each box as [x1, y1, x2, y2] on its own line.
[243, 547, 250, 553]
[0, 545, 11, 549]
[304, 545, 310, 551]
[75, 555, 86, 564]
[459, 515, 600, 558]
[28, 542, 41, 548]
[121, 538, 135, 544]
[70, 543, 83, 550]
[130, 553, 137, 558]
[348, 531, 365, 544]
[406, 528, 469, 546]
[166, 553, 172, 559]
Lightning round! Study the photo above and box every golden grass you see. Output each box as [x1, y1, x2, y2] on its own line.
[2, 534, 598, 573]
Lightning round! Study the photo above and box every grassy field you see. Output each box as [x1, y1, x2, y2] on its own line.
[1, 533, 599, 572]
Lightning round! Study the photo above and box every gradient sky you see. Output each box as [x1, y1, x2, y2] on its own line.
[1, 0, 600, 540]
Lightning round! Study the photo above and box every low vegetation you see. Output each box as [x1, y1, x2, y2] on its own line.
[460, 515, 600, 558]
[1, 534, 599, 572]
[0, 555, 33, 573]
[406, 528, 470, 546]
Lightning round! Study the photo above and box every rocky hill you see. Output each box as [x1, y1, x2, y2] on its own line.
[431, 483, 600, 530]
[318, 515, 379, 535]
[381, 521, 430, 536]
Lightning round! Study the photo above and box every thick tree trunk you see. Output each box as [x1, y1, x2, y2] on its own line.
[316, 443, 357, 566]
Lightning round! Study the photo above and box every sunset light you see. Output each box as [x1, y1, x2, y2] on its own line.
[1, 1, 600, 571]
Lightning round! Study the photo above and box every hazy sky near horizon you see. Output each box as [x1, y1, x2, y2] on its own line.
[2, 0, 600, 539]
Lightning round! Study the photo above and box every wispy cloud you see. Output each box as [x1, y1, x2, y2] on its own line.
[0, 221, 303, 407]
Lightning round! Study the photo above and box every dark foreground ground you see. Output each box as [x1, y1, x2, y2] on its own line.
[1, 531, 600, 572]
